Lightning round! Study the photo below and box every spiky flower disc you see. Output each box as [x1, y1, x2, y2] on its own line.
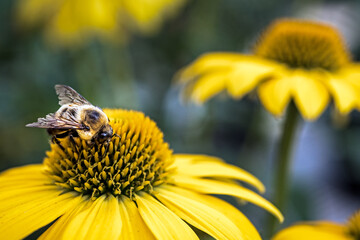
[44, 109, 173, 200]
[254, 19, 351, 70]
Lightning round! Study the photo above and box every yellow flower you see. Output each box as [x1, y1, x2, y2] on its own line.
[0, 109, 283, 240]
[16, 0, 186, 46]
[177, 19, 360, 120]
[272, 209, 360, 240]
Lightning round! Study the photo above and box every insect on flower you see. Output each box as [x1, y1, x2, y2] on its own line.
[26, 85, 113, 145]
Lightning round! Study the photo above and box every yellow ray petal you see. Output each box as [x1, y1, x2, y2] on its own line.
[0, 185, 62, 209]
[16, 0, 63, 26]
[173, 175, 283, 222]
[272, 222, 350, 240]
[121, 0, 186, 34]
[0, 164, 51, 189]
[0, 190, 80, 240]
[118, 196, 155, 240]
[326, 76, 359, 114]
[63, 195, 122, 240]
[39, 197, 88, 240]
[135, 192, 199, 240]
[291, 71, 330, 120]
[177, 53, 245, 83]
[156, 185, 261, 240]
[338, 64, 360, 89]
[258, 77, 292, 117]
[189, 70, 228, 103]
[171, 154, 224, 165]
[172, 155, 265, 193]
[46, 0, 119, 44]
[197, 189, 263, 240]
[227, 58, 280, 98]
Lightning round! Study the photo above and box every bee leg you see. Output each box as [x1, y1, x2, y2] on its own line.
[113, 133, 121, 140]
[52, 136, 65, 151]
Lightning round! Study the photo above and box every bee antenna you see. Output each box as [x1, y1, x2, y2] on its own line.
[113, 133, 121, 139]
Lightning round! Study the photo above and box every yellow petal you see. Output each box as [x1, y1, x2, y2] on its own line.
[197, 189, 263, 240]
[189, 71, 228, 103]
[118, 196, 155, 240]
[173, 175, 283, 222]
[258, 77, 292, 116]
[121, 0, 186, 34]
[326, 75, 359, 114]
[16, 0, 62, 26]
[46, 0, 119, 44]
[227, 58, 280, 98]
[39, 197, 88, 240]
[272, 222, 351, 240]
[337, 64, 360, 89]
[0, 189, 79, 240]
[0, 164, 51, 189]
[135, 192, 199, 240]
[172, 155, 265, 193]
[0, 186, 63, 210]
[291, 71, 330, 120]
[63, 195, 122, 240]
[177, 53, 245, 83]
[171, 154, 224, 165]
[156, 185, 260, 240]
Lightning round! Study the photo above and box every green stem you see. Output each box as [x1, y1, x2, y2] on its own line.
[268, 102, 300, 236]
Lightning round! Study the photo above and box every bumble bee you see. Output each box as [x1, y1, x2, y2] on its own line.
[26, 85, 113, 145]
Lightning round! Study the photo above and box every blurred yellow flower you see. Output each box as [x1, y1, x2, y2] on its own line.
[272, 210, 360, 240]
[16, 0, 186, 46]
[0, 109, 283, 240]
[177, 19, 360, 120]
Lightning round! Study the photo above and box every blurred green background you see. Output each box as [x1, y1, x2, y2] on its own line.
[0, 0, 360, 239]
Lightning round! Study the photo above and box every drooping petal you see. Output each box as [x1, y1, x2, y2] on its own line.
[291, 71, 330, 120]
[62, 195, 122, 240]
[170, 154, 224, 165]
[46, 0, 120, 44]
[118, 196, 155, 240]
[226, 57, 281, 98]
[0, 188, 80, 240]
[177, 53, 245, 83]
[39, 197, 88, 240]
[135, 192, 199, 240]
[16, 0, 63, 26]
[258, 77, 292, 116]
[156, 185, 261, 240]
[326, 75, 359, 114]
[189, 70, 228, 103]
[172, 154, 265, 193]
[197, 189, 263, 240]
[121, 0, 186, 34]
[173, 175, 283, 222]
[0, 167, 51, 192]
[272, 222, 351, 240]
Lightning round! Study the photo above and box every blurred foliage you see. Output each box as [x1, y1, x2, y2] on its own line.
[0, 0, 360, 239]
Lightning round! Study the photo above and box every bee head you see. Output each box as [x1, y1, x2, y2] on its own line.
[78, 107, 113, 143]
[97, 124, 113, 143]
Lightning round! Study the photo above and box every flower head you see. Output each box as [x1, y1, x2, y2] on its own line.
[16, 0, 187, 46]
[177, 19, 360, 120]
[1, 109, 283, 240]
[272, 209, 360, 240]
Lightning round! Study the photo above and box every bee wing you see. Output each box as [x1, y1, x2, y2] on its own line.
[26, 113, 84, 129]
[55, 85, 91, 106]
